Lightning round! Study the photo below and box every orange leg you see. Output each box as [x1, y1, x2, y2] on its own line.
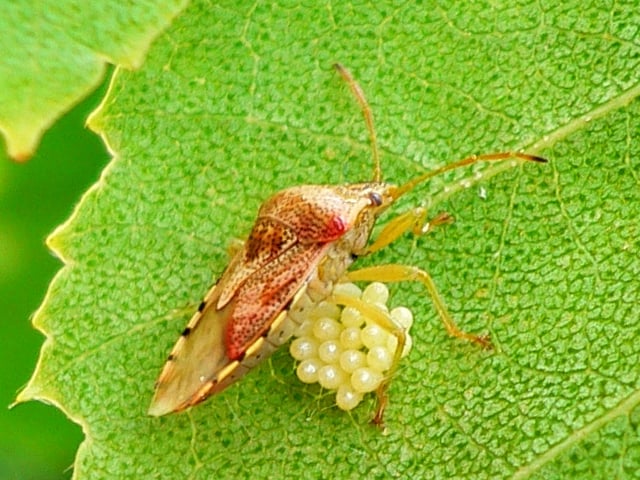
[328, 292, 406, 428]
[365, 209, 453, 255]
[361, 206, 488, 347]
[334, 261, 491, 426]
[226, 238, 245, 258]
[346, 264, 491, 348]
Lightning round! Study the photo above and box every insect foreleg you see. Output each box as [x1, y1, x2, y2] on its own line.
[346, 265, 491, 348]
[365, 210, 453, 255]
[328, 291, 407, 427]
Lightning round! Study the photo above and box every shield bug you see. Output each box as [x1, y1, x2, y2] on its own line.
[149, 63, 546, 424]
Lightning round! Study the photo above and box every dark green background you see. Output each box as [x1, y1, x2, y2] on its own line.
[1, 83, 109, 479]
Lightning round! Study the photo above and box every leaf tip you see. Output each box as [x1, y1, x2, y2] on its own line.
[13, 380, 42, 407]
[1, 124, 41, 162]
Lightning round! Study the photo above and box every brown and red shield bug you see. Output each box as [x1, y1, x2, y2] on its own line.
[149, 64, 546, 424]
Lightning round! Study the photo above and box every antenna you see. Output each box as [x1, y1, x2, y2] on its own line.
[333, 63, 547, 193]
[334, 63, 381, 182]
[391, 152, 547, 200]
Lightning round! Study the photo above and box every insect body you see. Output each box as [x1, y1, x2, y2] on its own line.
[149, 64, 546, 422]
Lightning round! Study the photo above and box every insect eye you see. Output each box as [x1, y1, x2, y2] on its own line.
[368, 192, 383, 206]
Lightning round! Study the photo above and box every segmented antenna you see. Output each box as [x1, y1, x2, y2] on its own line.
[392, 152, 547, 200]
[334, 63, 381, 182]
[333, 63, 547, 192]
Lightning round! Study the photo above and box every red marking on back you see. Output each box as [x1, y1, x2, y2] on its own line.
[325, 214, 347, 239]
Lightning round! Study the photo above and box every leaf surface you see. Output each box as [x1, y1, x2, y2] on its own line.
[0, 0, 187, 160]
[19, 1, 640, 478]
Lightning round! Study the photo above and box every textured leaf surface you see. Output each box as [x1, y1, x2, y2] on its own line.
[0, 0, 187, 160]
[20, 1, 640, 478]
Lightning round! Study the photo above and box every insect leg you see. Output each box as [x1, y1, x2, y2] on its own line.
[226, 238, 245, 258]
[365, 210, 453, 255]
[329, 291, 406, 427]
[346, 265, 491, 348]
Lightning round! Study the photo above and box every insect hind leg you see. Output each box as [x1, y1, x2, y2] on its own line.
[346, 264, 492, 348]
[328, 291, 406, 428]
[226, 238, 245, 258]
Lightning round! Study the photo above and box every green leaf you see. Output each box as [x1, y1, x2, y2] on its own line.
[19, 1, 640, 478]
[0, 0, 188, 161]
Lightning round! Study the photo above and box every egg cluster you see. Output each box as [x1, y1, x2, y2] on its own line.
[288, 282, 414, 411]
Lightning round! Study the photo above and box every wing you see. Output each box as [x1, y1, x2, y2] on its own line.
[148, 241, 330, 416]
[148, 281, 234, 416]
[217, 217, 298, 308]
[225, 241, 329, 359]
